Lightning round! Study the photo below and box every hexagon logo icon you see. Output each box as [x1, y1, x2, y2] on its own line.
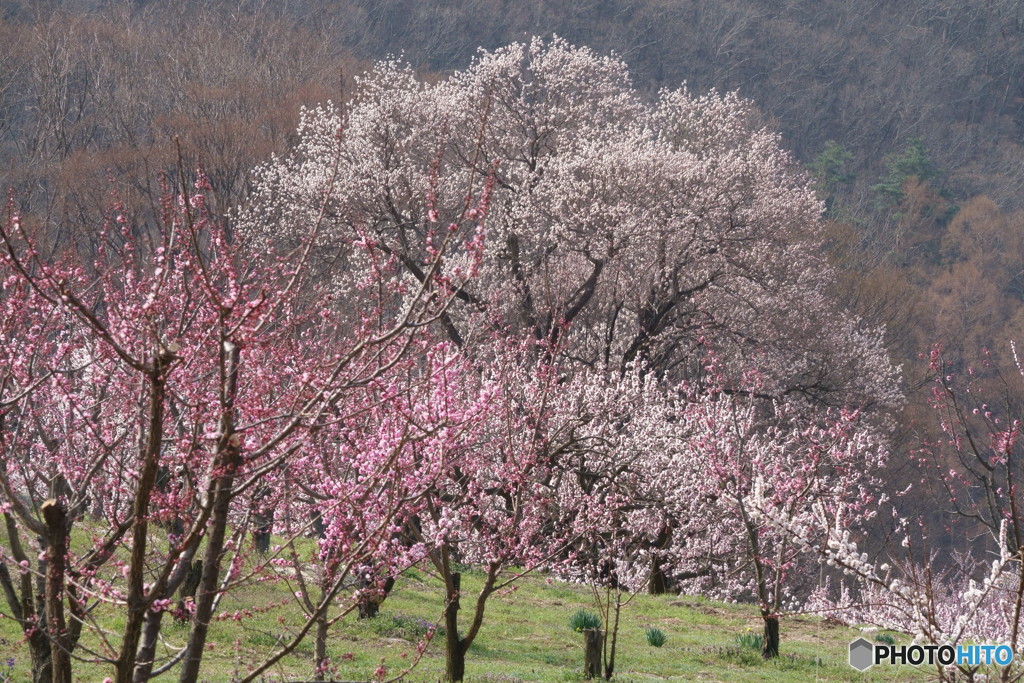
[849, 637, 875, 671]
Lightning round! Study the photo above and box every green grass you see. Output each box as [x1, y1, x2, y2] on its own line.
[0, 558, 936, 682]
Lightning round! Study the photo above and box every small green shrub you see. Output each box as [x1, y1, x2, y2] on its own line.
[645, 627, 667, 647]
[874, 632, 896, 645]
[568, 608, 602, 633]
[737, 630, 763, 652]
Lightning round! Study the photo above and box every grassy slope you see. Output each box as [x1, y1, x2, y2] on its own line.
[0, 561, 935, 682]
[312, 567, 931, 683]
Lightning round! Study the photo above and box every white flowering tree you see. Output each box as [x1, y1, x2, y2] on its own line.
[240, 37, 900, 413]
[544, 353, 889, 663]
[779, 344, 1024, 681]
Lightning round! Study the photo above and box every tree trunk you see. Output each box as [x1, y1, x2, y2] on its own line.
[41, 499, 71, 683]
[445, 635, 466, 683]
[311, 510, 325, 540]
[178, 474, 234, 682]
[583, 629, 602, 679]
[27, 551, 54, 683]
[314, 613, 328, 681]
[175, 560, 203, 623]
[134, 553, 200, 682]
[444, 572, 465, 683]
[178, 341, 241, 683]
[115, 355, 169, 683]
[762, 614, 780, 659]
[358, 575, 394, 619]
[648, 558, 669, 595]
[648, 527, 672, 595]
[132, 609, 165, 682]
[29, 632, 52, 683]
[604, 597, 621, 681]
[2, 511, 51, 683]
[358, 597, 380, 620]
[253, 515, 272, 554]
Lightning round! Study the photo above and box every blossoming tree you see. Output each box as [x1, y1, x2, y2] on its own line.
[244, 37, 899, 414]
[0, 144, 486, 681]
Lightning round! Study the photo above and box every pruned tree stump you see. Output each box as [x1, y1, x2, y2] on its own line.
[583, 628, 603, 679]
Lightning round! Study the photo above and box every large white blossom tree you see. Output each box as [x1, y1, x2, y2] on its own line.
[243, 36, 900, 414]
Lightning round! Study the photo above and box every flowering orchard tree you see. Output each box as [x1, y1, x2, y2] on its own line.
[667, 374, 888, 658]
[0, 232, 92, 683]
[919, 345, 1024, 575]
[546, 365, 683, 679]
[259, 341, 495, 682]
[549, 355, 888, 661]
[400, 339, 584, 683]
[0, 149, 486, 681]
[801, 521, 1021, 682]
[917, 343, 1024, 674]
[243, 37, 900, 415]
[794, 345, 1024, 681]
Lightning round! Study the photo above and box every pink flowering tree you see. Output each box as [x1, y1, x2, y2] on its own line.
[0, 217, 94, 683]
[912, 343, 1024, 673]
[245, 341, 495, 682]
[400, 339, 583, 683]
[305, 335, 623, 683]
[0, 138, 486, 681]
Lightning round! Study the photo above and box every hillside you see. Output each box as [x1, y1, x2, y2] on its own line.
[0, 563, 931, 682]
